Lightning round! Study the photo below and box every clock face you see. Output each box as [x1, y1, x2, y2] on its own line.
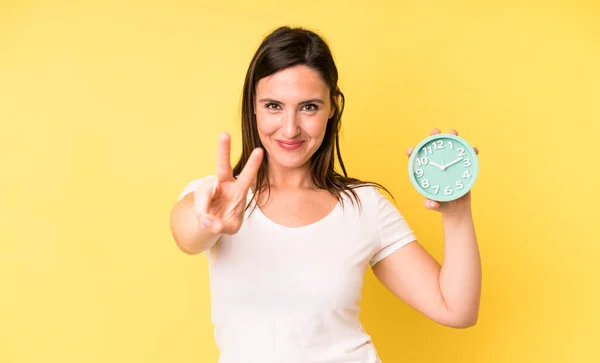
[408, 134, 478, 202]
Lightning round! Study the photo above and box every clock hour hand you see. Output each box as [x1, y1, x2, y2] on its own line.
[444, 157, 464, 168]
[427, 157, 444, 170]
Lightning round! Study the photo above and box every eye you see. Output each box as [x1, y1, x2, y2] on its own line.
[265, 103, 281, 110]
[302, 104, 318, 112]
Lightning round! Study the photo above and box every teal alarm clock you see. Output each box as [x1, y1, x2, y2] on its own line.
[408, 133, 478, 202]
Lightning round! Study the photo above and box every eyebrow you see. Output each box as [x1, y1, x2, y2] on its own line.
[258, 98, 325, 105]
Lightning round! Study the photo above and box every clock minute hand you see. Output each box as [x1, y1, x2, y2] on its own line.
[444, 157, 464, 168]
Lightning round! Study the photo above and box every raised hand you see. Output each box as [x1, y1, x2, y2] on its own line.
[194, 132, 264, 235]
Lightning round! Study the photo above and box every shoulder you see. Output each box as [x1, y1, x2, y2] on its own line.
[177, 175, 216, 201]
[343, 183, 393, 208]
[342, 182, 411, 226]
[333, 183, 397, 224]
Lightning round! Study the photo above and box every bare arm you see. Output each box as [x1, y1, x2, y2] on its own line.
[169, 191, 221, 255]
[372, 207, 481, 328]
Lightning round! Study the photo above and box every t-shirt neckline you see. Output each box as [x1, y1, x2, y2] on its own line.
[247, 187, 341, 231]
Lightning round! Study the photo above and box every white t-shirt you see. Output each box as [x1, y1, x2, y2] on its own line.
[178, 178, 417, 363]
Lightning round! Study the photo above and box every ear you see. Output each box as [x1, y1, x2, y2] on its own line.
[329, 90, 339, 119]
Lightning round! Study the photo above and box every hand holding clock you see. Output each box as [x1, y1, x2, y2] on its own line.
[407, 128, 479, 214]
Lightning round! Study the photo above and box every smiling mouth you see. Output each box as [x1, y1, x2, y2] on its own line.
[276, 140, 304, 150]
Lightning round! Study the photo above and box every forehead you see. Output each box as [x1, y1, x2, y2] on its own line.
[255, 65, 329, 100]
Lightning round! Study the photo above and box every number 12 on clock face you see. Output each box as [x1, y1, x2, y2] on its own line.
[408, 133, 479, 202]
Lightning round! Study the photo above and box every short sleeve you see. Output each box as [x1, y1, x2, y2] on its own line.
[370, 187, 417, 266]
[177, 178, 204, 201]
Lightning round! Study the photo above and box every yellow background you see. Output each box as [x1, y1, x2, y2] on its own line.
[1, 0, 598, 362]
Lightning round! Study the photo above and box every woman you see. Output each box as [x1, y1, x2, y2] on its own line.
[170, 25, 481, 363]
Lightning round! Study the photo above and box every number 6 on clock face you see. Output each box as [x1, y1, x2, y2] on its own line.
[407, 133, 479, 202]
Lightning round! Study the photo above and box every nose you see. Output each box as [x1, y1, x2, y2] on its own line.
[282, 110, 300, 138]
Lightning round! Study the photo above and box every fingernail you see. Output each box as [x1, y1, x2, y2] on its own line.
[200, 216, 212, 228]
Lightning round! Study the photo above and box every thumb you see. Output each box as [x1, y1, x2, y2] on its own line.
[198, 213, 224, 234]
[424, 199, 441, 210]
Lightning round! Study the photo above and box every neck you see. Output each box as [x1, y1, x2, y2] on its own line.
[265, 162, 313, 190]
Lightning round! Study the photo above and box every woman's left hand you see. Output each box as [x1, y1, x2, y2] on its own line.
[406, 128, 479, 215]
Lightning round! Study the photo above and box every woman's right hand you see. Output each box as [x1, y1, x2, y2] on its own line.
[194, 132, 264, 235]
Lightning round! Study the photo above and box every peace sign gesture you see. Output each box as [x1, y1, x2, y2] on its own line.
[194, 133, 264, 235]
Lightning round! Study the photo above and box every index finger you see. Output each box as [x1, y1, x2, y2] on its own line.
[236, 147, 264, 191]
[216, 132, 234, 182]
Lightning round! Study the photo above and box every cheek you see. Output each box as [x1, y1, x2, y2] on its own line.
[255, 110, 281, 136]
[304, 116, 329, 139]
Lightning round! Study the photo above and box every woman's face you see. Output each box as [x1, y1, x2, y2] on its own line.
[254, 65, 335, 171]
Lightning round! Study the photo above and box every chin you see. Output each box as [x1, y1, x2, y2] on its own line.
[266, 149, 311, 170]
[273, 155, 310, 169]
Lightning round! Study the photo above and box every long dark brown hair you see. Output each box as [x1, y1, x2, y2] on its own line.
[232, 25, 391, 211]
